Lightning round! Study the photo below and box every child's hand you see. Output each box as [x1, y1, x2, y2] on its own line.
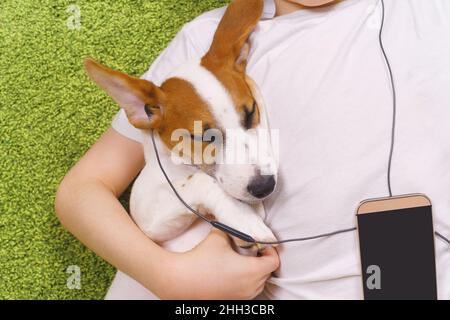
[158, 228, 280, 300]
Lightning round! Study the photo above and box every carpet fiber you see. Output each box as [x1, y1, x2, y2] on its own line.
[0, 0, 227, 299]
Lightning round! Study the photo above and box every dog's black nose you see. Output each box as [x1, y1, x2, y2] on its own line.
[247, 174, 276, 199]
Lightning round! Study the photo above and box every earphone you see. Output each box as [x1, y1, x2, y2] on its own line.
[150, 0, 450, 247]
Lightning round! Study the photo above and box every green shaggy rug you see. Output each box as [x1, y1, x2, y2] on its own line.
[0, 0, 227, 300]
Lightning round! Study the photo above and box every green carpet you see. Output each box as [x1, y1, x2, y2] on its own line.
[0, 0, 228, 300]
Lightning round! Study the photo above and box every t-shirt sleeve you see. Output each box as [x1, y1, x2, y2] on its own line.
[111, 24, 206, 143]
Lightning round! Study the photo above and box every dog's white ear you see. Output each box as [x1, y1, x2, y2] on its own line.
[203, 0, 263, 70]
[84, 58, 164, 129]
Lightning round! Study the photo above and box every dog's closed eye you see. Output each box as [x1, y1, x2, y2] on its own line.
[243, 101, 257, 129]
[190, 124, 216, 142]
[190, 133, 214, 142]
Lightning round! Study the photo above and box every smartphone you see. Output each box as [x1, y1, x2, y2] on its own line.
[356, 194, 437, 300]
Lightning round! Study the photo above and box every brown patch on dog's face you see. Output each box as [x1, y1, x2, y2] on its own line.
[84, 58, 219, 162]
[157, 77, 218, 152]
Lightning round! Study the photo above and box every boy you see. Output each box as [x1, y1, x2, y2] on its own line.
[56, 0, 450, 299]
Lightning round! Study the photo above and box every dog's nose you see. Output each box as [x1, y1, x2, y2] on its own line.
[247, 174, 276, 199]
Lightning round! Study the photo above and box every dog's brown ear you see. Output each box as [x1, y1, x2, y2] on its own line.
[203, 0, 263, 70]
[84, 58, 164, 129]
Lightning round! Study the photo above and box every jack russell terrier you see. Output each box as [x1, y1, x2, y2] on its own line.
[84, 0, 278, 250]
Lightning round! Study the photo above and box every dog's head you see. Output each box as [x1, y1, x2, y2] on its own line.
[84, 0, 277, 202]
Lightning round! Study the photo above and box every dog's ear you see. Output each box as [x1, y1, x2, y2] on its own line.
[84, 58, 164, 129]
[203, 0, 263, 71]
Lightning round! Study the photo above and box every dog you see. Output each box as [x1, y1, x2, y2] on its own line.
[84, 0, 278, 250]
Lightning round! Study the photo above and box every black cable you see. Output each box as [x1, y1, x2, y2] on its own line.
[346, 6, 449, 248]
[435, 231, 450, 246]
[150, 131, 210, 225]
[377, 0, 450, 247]
[255, 227, 358, 245]
[379, 0, 397, 198]
[151, 130, 356, 245]
[149, 0, 449, 247]
[151, 130, 450, 247]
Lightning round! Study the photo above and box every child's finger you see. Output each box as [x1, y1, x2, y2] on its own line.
[253, 246, 280, 274]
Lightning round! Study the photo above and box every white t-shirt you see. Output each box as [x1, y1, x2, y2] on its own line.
[112, 0, 450, 299]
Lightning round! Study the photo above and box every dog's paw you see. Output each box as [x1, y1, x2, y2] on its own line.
[212, 196, 277, 251]
[232, 220, 278, 251]
[217, 203, 277, 250]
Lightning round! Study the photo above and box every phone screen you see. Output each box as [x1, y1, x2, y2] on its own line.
[357, 202, 437, 300]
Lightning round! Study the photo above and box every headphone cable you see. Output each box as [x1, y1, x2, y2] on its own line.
[150, 130, 356, 245]
[150, 0, 450, 247]
[379, 0, 397, 198]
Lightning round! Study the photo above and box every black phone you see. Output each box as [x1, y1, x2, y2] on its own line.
[356, 194, 437, 300]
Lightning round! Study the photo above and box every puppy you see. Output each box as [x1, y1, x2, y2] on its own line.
[84, 0, 278, 250]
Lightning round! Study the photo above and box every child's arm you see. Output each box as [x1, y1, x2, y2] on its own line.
[55, 128, 279, 299]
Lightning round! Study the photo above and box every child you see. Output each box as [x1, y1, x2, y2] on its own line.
[56, 0, 450, 299]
